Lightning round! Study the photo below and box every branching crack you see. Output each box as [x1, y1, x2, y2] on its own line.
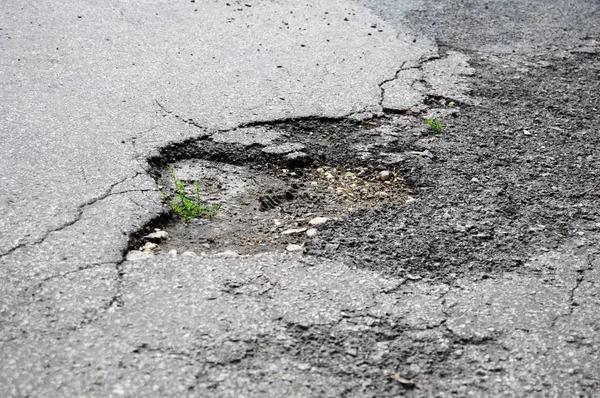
[0, 175, 141, 259]
[435, 284, 503, 345]
[36, 261, 116, 287]
[378, 60, 409, 111]
[377, 53, 463, 114]
[550, 253, 595, 327]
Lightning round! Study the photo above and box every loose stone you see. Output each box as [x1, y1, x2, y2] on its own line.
[126, 250, 155, 261]
[286, 244, 303, 252]
[345, 348, 358, 357]
[142, 242, 159, 252]
[306, 228, 318, 237]
[285, 151, 308, 163]
[282, 227, 308, 235]
[214, 250, 239, 257]
[145, 229, 169, 241]
[308, 217, 329, 226]
[378, 170, 391, 181]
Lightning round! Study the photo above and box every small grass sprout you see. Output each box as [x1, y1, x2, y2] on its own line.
[427, 118, 443, 132]
[165, 168, 220, 223]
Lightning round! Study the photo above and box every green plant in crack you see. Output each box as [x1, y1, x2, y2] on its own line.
[164, 168, 220, 223]
[427, 118, 443, 132]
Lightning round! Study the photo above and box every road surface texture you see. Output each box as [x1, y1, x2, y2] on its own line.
[1, 0, 598, 397]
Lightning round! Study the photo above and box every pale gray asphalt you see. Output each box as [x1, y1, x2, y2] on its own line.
[0, 0, 433, 396]
[0, 1, 430, 309]
[1, 0, 598, 396]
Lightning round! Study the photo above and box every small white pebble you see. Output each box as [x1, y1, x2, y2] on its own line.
[306, 228, 318, 237]
[378, 170, 391, 181]
[308, 217, 329, 227]
[214, 250, 239, 257]
[286, 244, 303, 252]
[126, 250, 155, 261]
[142, 242, 159, 252]
[145, 230, 169, 240]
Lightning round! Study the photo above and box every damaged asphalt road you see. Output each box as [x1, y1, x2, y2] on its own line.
[1, 0, 599, 397]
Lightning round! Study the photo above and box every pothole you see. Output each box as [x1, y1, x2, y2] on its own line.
[128, 115, 442, 258]
[157, 161, 410, 255]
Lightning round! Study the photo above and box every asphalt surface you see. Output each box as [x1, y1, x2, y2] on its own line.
[1, 0, 599, 397]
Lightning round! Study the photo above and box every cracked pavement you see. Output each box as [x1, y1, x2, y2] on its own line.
[1, 0, 599, 396]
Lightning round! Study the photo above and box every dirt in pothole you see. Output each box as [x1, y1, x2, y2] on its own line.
[131, 117, 434, 256]
[153, 160, 410, 255]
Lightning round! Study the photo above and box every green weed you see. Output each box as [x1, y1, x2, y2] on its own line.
[427, 118, 443, 132]
[165, 168, 220, 223]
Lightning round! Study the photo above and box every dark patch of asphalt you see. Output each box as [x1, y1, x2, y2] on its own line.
[309, 49, 600, 282]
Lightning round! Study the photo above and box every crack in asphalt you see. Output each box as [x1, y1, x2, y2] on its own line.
[217, 110, 374, 133]
[156, 99, 362, 138]
[0, 174, 140, 260]
[130, 342, 197, 361]
[146, 55, 466, 173]
[377, 53, 446, 114]
[105, 257, 127, 311]
[155, 100, 205, 130]
[34, 261, 116, 287]
[377, 60, 409, 110]
[550, 251, 596, 327]
[0, 261, 120, 344]
[377, 61, 414, 114]
[436, 283, 505, 348]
